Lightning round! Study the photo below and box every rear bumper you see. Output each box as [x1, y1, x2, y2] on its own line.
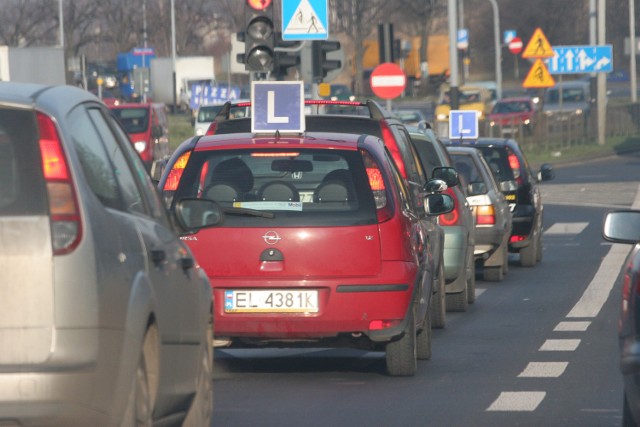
[621, 339, 640, 423]
[474, 226, 505, 258]
[212, 261, 418, 344]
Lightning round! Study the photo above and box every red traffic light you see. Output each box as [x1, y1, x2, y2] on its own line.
[247, 0, 272, 10]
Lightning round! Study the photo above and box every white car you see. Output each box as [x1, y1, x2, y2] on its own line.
[194, 100, 250, 135]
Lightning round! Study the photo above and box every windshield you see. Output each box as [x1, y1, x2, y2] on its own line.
[111, 107, 149, 133]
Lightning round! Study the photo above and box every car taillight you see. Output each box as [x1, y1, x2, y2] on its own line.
[205, 121, 217, 135]
[473, 205, 496, 225]
[163, 151, 192, 192]
[361, 149, 391, 222]
[510, 235, 526, 243]
[508, 150, 522, 184]
[380, 122, 407, 179]
[439, 187, 459, 226]
[38, 112, 82, 255]
[620, 264, 634, 332]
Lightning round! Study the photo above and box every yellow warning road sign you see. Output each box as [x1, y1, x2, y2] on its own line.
[522, 59, 555, 88]
[522, 27, 554, 59]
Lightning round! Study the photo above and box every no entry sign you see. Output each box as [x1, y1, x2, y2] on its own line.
[370, 62, 406, 99]
[508, 36, 523, 55]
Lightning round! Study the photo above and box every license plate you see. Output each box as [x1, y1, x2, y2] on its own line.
[224, 290, 319, 313]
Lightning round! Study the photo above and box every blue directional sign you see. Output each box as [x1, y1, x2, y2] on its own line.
[251, 81, 305, 133]
[282, 0, 328, 40]
[457, 29, 469, 50]
[449, 110, 479, 140]
[547, 45, 613, 74]
[503, 30, 517, 45]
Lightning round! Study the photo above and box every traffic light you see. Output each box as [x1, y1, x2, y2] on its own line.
[243, 0, 275, 72]
[311, 40, 342, 81]
[274, 33, 302, 79]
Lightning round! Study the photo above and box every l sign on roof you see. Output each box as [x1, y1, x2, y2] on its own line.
[449, 110, 478, 140]
[251, 81, 305, 133]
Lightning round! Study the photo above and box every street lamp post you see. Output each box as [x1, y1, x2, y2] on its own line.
[487, 0, 502, 100]
[171, 0, 177, 112]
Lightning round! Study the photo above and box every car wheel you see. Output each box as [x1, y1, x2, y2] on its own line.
[623, 391, 638, 427]
[416, 304, 432, 361]
[536, 232, 543, 262]
[520, 237, 537, 267]
[386, 306, 417, 376]
[446, 285, 468, 312]
[183, 321, 214, 427]
[503, 244, 509, 274]
[483, 264, 504, 282]
[122, 324, 159, 427]
[430, 263, 446, 328]
[467, 252, 477, 304]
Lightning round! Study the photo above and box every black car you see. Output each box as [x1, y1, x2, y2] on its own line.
[442, 137, 554, 267]
[602, 210, 640, 426]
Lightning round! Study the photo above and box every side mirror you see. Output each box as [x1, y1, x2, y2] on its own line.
[432, 166, 459, 187]
[603, 210, 640, 243]
[423, 193, 454, 216]
[538, 163, 555, 181]
[151, 125, 163, 139]
[173, 198, 223, 232]
[424, 178, 448, 194]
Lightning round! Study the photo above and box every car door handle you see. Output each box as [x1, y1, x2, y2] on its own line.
[151, 249, 166, 265]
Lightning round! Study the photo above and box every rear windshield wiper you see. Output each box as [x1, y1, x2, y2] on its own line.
[222, 206, 275, 219]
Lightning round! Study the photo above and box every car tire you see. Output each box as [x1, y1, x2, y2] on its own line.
[536, 232, 543, 262]
[483, 264, 504, 282]
[183, 320, 214, 427]
[520, 237, 537, 267]
[503, 244, 509, 274]
[122, 324, 159, 427]
[386, 306, 417, 377]
[623, 391, 638, 427]
[467, 252, 477, 304]
[416, 304, 432, 361]
[446, 285, 468, 312]
[430, 263, 446, 328]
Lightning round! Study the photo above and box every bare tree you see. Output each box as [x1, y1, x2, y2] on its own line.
[0, 0, 58, 47]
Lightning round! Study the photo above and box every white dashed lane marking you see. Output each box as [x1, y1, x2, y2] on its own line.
[487, 392, 546, 412]
[544, 222, 589, 235]
[518, 362, 568, 378]
[554, 321, 591, 332]
[539, 339, 581, 351]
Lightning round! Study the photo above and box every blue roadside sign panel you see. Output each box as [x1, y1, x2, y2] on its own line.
[547, 45, 613, 74]
[251, 81, 305, 133]
[282, 0, 328, 40]
[449, 110, 479, 140]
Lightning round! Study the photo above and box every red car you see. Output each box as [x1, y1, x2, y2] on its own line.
[488, 96, 535, 136]
[160, 126, 453, 376]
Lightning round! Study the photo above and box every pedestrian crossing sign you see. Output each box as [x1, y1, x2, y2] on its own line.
[522, 59, 555, 88]
[282, 0, 328, 40]
[522, 27, 554, 59]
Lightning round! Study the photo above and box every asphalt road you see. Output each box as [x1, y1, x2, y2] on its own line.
[210, 151, 640, 427]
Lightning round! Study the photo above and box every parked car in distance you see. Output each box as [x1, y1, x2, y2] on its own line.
[193, 100, 250, 136]
[210, 99, 451, 330]
[542, 80, 591, 121]
[393, 109, 427, 126]
[160, 115, 454, 376]
[488, 96, 536, 136]
[0, 82, 213, 426]
[110, 102, 171, 176]
[447, 146, 512, 281]
[602, 209, 640, 427]
[442, 137, 554, 268]
[408, 124, 476, 311]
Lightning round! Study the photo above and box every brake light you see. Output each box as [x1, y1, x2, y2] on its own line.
[163, 151, 192, 191]
[508, 150, 522, 183]
[439, 188, 459, 226]
[38, 112, 82, 255]
[205, 121, 217, 135]
[474, 205, 496, 225]
[620, 264, 634, 332]
[380, 122, 407, 179]
[369, 319, 401, 331]
[361, 149, 391, 222]
[510, 235, 526, 243]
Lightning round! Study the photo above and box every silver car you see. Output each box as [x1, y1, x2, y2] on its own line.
[0, 82, 213, 426]
[447, 146, 512, 282]
[408, 126, 476, 312]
